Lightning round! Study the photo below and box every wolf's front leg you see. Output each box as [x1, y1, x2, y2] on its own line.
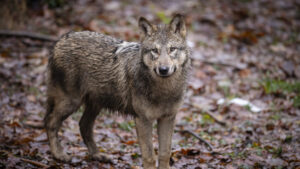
[157, 115, 176, 169]
[135, 117, 156, 169]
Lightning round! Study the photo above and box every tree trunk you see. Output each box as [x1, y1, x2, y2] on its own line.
[0, 0, 27, 30]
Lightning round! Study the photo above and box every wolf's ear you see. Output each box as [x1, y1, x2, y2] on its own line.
[169, 14, 186, 38]
[138, 17, 153, 37]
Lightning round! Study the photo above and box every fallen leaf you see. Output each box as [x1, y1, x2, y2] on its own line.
[124, 140, 136, 145]
[239, 69, 251, 78]
[27, 95, 36, 102]
[280, 61, 294, 77]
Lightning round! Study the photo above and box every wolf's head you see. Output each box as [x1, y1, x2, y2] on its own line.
[139, 14, 189, 78]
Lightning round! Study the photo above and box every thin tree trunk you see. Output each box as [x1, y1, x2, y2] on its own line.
[0, 0, 27, 30]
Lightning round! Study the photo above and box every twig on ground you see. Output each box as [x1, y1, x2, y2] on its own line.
[191, 103, 227, 126]
[20, 158, 49, 168]
[0, 150, 49, 168]
[114, 133, 126, 143]
[175, 129, 213, 151]
[0, 30, 58, 42]
[200, 60, 247, 70]
[23, 120, 44, 129]
[204, 111, 227, 126]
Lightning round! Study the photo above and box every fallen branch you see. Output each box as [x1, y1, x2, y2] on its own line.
[0, 150, 49, 168]
[20, 158, 49, 168]
[23, 120, 44, 129]
[115, 133, 126, 143]
[204, 111, 227, 126]
[0, 30, 58, 42]
[200, 60, 247, 70]
[175, 129, 213, 151]
[191, 103, 227, 126]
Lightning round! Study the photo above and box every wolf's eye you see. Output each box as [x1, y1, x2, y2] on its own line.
[152, 48, 158, 54]
[170, 47, 177, 52]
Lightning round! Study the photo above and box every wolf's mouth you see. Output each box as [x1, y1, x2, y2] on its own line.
[157, 74, 171, 78]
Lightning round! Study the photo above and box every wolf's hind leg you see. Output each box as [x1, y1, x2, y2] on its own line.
[79, 102, 112, 163]
[44, 93, 81, 162]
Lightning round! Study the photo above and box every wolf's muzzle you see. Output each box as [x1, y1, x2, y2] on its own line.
[155, 66, 176, 77]
[159, 66, 169, 76]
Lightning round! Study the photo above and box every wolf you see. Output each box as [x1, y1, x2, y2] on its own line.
[44, 14, 190, 169]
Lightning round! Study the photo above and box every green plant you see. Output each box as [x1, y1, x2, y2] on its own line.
[46, 0, 66, 8]
[156, 12, 171, 24]
[261, 78, 300, 107]
[119, 121, 135, 131]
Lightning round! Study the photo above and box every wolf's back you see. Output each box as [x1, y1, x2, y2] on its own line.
[47, 31, 139, 110]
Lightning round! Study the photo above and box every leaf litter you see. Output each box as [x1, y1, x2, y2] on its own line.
[0, 0, 299, 168]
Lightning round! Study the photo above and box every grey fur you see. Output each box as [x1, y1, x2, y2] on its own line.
[44, 14, 190, 169]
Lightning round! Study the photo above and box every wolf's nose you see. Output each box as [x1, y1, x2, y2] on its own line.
[159, 66, 169, 75]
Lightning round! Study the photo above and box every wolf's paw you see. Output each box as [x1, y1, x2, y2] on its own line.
[158, 165, 175, 169]
[53, 153, 72, 162]
[158, 167, 174, 169]
[91, 152, 113, 163]
[144, 166, 156, 169]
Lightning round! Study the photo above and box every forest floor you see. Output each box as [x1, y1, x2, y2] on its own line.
[0, 0, 299, 168]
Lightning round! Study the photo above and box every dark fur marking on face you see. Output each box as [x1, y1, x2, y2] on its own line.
[181, 52, 189, 68]
[142, 48, 151, 53]
[178, 46, 186, 50]
[141, 50, 149, 68]
[174, 66, 177, 72]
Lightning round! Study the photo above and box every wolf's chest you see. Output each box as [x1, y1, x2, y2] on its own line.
[131, 91, 182, 121]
